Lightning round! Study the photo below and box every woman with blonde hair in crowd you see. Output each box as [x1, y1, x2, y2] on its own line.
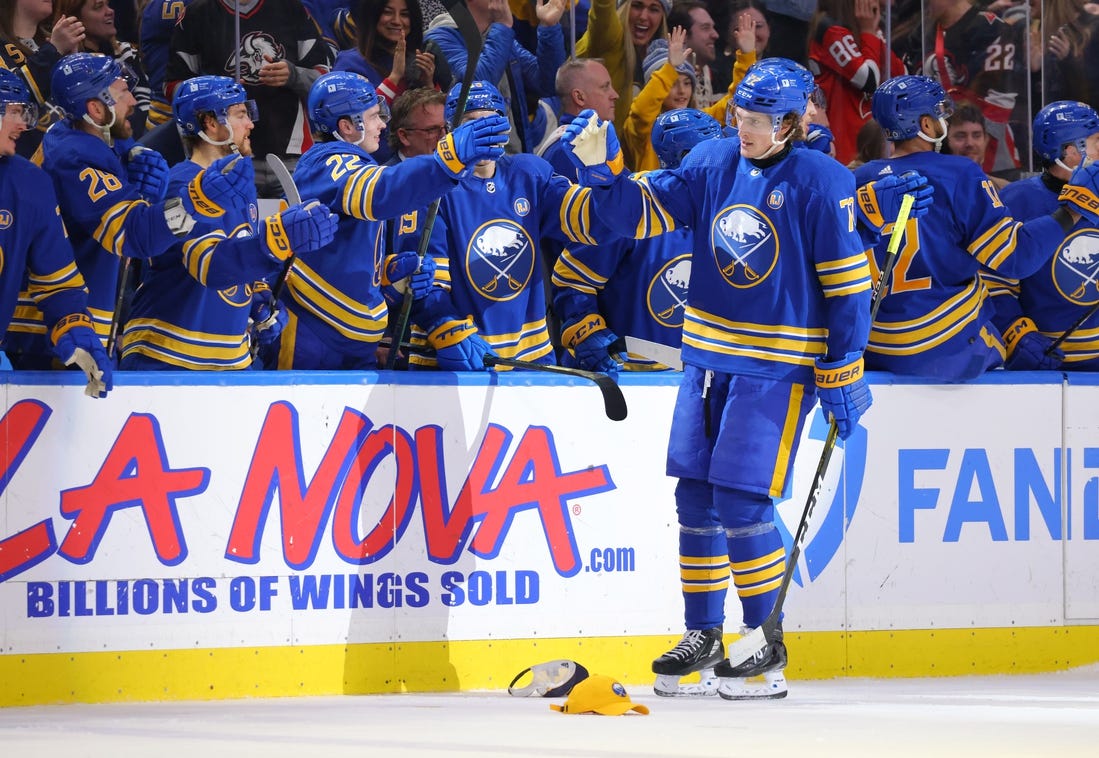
[576, 0, 668, 164]
[0, 0, 84, 160]
[54, 0, 151, 136]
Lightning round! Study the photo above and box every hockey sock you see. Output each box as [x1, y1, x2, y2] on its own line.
[675, 478, 729, 629]
[715, 486, 786, 629]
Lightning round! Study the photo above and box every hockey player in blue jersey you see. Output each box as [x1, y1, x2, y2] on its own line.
[985, 101, 1099, 370]
[0, 68, 112, 397]
[273, 71, 511, 370]
[119, 75, 338, 370]
[409, 80, 604, 371]
[4, 52, 200, 371]
[854, 76, 1099, 381]
[552, 108, 722, 373]
[561, 58, 874, 700]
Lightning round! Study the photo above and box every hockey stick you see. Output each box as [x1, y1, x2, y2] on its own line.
[385, 0, 483, 370]
[723, 193, 915, 670]
[264, 153, 301, 307]
[1045, 300, 1099, 355]
[483, 355, 628, 421]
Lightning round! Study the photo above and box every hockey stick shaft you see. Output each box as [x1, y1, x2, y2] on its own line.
[386, 0, 483, 370]
[484, 355, 627, 421]
[264, 153, 302, 307]
[726, 194, 915, 668]
[1046, 300, 1099, 355]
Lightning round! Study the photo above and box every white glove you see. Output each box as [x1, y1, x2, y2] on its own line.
[569, 118, 611, 166]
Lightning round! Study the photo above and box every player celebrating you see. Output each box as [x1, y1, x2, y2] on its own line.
[119, 75, 337, 370]
[0, 68, 111, 397]
[561, 58, 874, 700]
[272, 71, 511, 370]
[854, 76, 1099, 381]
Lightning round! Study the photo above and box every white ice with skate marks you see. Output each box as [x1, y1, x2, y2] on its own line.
[1, 667, 1097, 757]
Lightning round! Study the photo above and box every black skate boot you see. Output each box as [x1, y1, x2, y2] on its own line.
[715, 626, 788, 700]
[714, 625, 787, 678]
[652, 627, 724, 697]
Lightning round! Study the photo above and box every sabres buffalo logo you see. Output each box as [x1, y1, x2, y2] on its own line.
[1052, 230, 1099, 305]
[465, 220, 534, 301]
[647, 254, 690, 328]
[710, 204, 778, 288]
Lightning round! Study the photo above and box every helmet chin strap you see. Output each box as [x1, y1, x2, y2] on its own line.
[83, 103, 117, 146]
[917, 116, 948, 152]
[334, 113, 367, 146]
[199, 125, 234, 148]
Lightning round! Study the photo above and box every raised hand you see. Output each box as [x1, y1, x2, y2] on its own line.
[734, 11, 757, 53]
[854, 0, 881, 35]
[668, 26, 692, 69]
[434, 114, 510, 178]
[561, 109, 625, 186]
[414, 49, 435, 86]
[856, 170, 933, 235]
[188, 154, 255, 217]
[391, 31, 408, 83]
[535, 0, 568, 27]
[1060, 160, 1099, 225]
[127, 146, 170, 203]
[261, 200, 338, 259]
[51, 15, 86, 55]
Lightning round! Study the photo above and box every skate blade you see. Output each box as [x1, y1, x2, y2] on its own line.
[717, 671, 788, 701]
[653, 670, 720, 697]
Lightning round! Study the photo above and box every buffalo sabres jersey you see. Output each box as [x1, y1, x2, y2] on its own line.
[594, 139, 871, 384]
[0, 155, 90, 345]
[553, 228, 692, 369]
[120, 159, 282, 369]
[141, 0, 193, 127]
[285, 141, 481, 358]
[993, 174, 1099, 368]
[411, 153, 599, 366]
[10, 123, 181, 349]
[0, 43, 62, 164]
[853, 152, 1065, 377]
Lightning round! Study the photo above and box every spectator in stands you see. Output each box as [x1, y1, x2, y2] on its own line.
[538, 57, 618, 179]
[944, 103, 1010, 189]
[761, 0, 815, 65]
[625, 28, 696, 171]
[710, 0, 764, 109]
[667, 1, 719, 108]
[139, 0, 192, 130]
[846, 117, 887, 168]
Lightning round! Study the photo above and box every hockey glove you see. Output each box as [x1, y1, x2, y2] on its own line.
[249, 283, 287, 348]
[428, 317, 495, 371]
[562, 314, 619, 374]
[1003, 317, 1064, 370]
[50, 313, 113, 399]
[188, 153, 256, 218]
[561, 109, 625, 187]
[1059, 161, 1099, 226]
[381, 252, 436, 304]
[126, 146, 170, 203]
[260, 200, 338, 261]
[856, 171, 934, 235]
[815, 352, 871, 441]
[805, 124, 834, 155]
[434, 114, 510, 179]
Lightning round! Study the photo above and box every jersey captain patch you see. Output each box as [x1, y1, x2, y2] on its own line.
[710, 205, 779, 288]
[1053, 230, 1099, 305]
[465, 219, 534, 302]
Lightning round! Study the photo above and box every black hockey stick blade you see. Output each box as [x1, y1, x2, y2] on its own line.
[386, 0, 483, 370]
[483, 355, 628, 421]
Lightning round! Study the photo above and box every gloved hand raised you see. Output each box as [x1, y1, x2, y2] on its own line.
[563, 314, 619, 374]
[805, 124, 834, 155]
[382, 252, 436, 304]
[428, 317, 495, 371]
[856, 171, 934, 235]
[249, 283, 287, 349]
[50, 313, 113, 398]
[188, 153, 256, 217]
[260, 200, 338, 261]
[1003, 317, 1064, 370]
[815, 352, 871, 440]
[127, 146, 170, 203]
[561, 109, 625, 187]
[434, 114, 510, 179]
[1060, 161, 1099, 225]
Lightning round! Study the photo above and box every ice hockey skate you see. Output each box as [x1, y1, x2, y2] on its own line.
[652, 626, 724, 697]
[715, 626, 788, 700]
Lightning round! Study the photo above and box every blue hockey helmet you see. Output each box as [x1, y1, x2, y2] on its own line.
[733, 58, 812, 118]
[50, 52, 136, 120]
[445, 80, 507, 127]
[0, 68, 38, 128]
[173, 75, 258, 136]
[872, 75, 953, 142]
[1032, 100, 1099, 164]
[652, 108, 722, 168]
[307, 71, 383, 136]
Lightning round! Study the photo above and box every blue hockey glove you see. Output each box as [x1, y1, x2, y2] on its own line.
[249, 283, 287, 348]
[856, 171, 934, 235]
[126, 146, 170, 203]
[815, 352, 871, 440]
[1060, 161, 1099, 226]
[562, 314, 619, 374]
[1003, 317, 1064, 370]
[260, 200, 338, 261]
[434, 114, 510, 179]
[381, 252, 436, 304]
[428, 317, 495, 371]
[188, 154, 256, 218]
[50, 314, 113, 398]
[562, 109, 625, 187]
[805, 124, 834, 155]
